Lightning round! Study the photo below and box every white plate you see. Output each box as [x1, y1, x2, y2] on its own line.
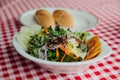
[20, 7, 98, 32]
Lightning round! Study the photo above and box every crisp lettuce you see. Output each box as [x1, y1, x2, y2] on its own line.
[16, 25, 41, 50]
[73, 31, 90, 40]
[67, 40, 81, 56]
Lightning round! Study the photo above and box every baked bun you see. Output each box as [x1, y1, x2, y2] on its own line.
[53, 10, 74, 28]
[34, 10, 55, 28]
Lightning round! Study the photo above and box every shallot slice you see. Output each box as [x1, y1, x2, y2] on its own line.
[38, 44, 48, 60]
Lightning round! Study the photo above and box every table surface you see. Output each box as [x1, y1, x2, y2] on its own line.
[0, 0, 120, 80]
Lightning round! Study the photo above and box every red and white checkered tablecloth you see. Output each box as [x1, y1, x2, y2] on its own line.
[0, 0, 120, 80]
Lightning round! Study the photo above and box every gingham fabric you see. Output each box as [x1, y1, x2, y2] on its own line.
[0, 0, 120, 80]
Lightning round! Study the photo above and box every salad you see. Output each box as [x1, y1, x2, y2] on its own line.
[17, 25, 101, 62]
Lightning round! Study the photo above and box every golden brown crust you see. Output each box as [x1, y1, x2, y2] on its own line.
[34, 10, 55, 27]
[53, 10, 74, 28]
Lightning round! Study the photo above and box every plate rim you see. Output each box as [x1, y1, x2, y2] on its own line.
[19, 7, 99, 31]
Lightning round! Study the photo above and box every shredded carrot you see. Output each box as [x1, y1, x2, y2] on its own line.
[60, 46, 73, 62]
[60, 53, 66, 62]
[60, 46, 73, 54]
[56, 48, 59, 58]
[60, 46, 65, 52]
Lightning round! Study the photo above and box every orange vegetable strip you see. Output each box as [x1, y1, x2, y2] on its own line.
[93, 42, 101, 50]
[90, 36, 100, 42]
[60, 53, 66, 62]
[89, 47, 101, 55]
[60, 46, 73, 54]
[85, 49, 101, 60]
[56, 48, 59, 58]
[60, 46, 74, 62]
[85, 36, 102, 60]
[87, 47, 94, 55]
[60, 46, 65, 51]
[88, 42, 101, 54]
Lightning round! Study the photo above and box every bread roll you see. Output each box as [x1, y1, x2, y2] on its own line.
[53, 10, 74, 28]
[34, 10, 55, 28]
